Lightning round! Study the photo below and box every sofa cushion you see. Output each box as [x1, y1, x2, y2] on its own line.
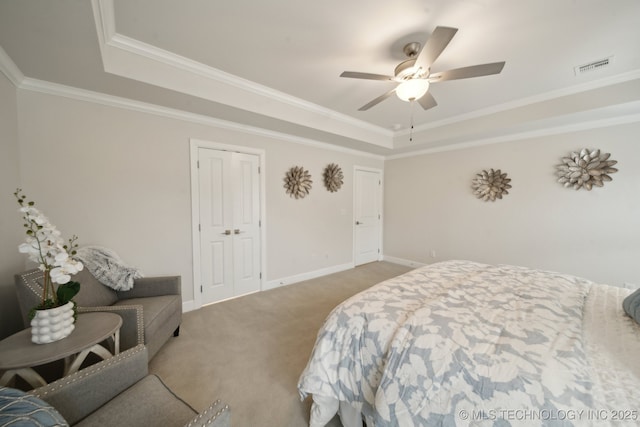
[74, 375, 196, 427]
[0, 386, 68, 427]
[71, 269, 118, 307]
[113, 295, 180, 341]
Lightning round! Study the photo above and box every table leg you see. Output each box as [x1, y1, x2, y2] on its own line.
[65, 344, 114, 375]
[63, 328, 121, 375]
[113, 329, 120, 354]
[0, 368, 47, 389]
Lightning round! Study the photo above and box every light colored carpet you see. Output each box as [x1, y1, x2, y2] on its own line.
[149, 261, 412, 427]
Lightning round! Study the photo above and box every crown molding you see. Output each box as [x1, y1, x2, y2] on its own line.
[387, 109, 640, 160]
[108, 32, 390, 137]
[19, 77, 385, 160]
[91, 0, 116, 43]
[14, 74, 640, 162]
[402, 69, 640, 136]
[91, 0, 393, 149]
[0, 45, 24, 87]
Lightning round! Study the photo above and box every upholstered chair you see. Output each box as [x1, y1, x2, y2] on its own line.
[14, 268, 182, 360]
[22, 345, 231, 426]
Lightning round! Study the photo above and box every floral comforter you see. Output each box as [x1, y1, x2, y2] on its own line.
[297, 260, 639, 426]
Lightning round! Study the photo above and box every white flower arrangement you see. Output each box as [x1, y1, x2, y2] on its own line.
[15, 189, 83, 316]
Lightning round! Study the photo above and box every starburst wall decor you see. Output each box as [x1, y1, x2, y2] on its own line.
[556, 148, 618, 190]
[471, 169, 512, 202]
[284, 166, 313, 199]
[323, 163, 344, 193]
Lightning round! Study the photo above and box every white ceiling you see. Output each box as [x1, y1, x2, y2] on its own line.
[1, 0, 639, 156]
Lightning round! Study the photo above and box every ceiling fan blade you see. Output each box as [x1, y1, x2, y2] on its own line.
[429, 61, 505, 81]
[418, 91, 437, 110]
[358, 88, 397, 111]
[415, 26, 458, 70]
[340, 71, 394, 81]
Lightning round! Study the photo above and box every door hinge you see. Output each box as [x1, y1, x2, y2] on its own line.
[378, 214, 381, 219]
[259, 219, 261, 227]
[198, 224, 201, 232]
[258, 166, 261, 174]
[260, 272, 262, 279]
[200, 285, 203, 293]
[197, 160, 200, 168]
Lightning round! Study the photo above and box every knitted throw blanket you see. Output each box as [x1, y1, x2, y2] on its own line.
[75, 246, 143, 291]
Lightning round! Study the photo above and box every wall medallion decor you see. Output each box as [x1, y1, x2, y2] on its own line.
[323, 163, 344, 193]
[284, 166, 312, 199]
[471, 169, 512, 202]
[556, 148, 618, 190]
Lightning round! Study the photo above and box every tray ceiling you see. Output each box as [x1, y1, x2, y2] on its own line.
[0, 0, 639, 156]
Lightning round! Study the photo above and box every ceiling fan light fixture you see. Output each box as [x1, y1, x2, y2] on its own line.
[340, 26, 505, 111]
[396, 79, 430, 102]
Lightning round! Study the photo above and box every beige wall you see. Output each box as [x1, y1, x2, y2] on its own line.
[265, 142, 373, 280]
[14, 90, 383, 305]
[0, 71, 24, 337]
[384, 123, 640, 286]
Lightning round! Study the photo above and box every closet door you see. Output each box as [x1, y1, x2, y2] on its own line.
[354, 168, 382, 266]
[198, 148, 261, 304]
[230, 153, 261, 296]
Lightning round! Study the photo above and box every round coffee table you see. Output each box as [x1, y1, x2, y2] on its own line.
[0, 312, 122, 389]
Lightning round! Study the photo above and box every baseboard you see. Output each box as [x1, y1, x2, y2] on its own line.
[184, 260, 396, 310]
[264, 262, 355, 291]
[182, 299, 196, 313]
[181, 263, 354, 311]
[382, 255, 427, 268]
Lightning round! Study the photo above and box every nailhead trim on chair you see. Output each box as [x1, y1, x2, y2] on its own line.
[19, 270, 45, 298]
[184, 400, 230, 426]
[31, 345, 229, 426]
[20, 271, 145, 346]
[78, 305, 145, 345]
[31, 345, 147, 398]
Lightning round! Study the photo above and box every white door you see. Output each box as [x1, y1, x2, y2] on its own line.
[354, 168, 382, 266]
[198, 148, 261, 304]
[231, 154, 261, 296]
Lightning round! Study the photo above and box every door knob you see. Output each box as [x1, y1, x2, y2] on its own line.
[355, 221, 361, 225]
[221, 230, 231, 235]
[234, 229, 242, 234]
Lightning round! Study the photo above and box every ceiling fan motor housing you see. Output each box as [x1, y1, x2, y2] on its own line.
[395, 42, 428, 80]
[403, 42, 422, 58]
[395, 59, 427, 80]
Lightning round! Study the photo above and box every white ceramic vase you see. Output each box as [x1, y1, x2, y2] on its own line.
[30, 301, 75, 344]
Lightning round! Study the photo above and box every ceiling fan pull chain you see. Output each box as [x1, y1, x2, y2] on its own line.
[409, 100, 415, 142]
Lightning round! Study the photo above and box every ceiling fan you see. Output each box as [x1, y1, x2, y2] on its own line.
[340, 26, 505, 111]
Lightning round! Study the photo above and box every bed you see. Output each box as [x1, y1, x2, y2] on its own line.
[297, 260, 640, 427]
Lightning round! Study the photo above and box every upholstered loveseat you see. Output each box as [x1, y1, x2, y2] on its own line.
[0, 345, 230, 427]
[14, 268, 182, 360]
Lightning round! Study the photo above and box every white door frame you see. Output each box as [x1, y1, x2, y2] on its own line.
[190, 138, 266, 310]
[353, 166, 383, 265]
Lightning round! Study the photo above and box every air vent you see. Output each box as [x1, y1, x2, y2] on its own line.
[574, 56, 613, 75]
